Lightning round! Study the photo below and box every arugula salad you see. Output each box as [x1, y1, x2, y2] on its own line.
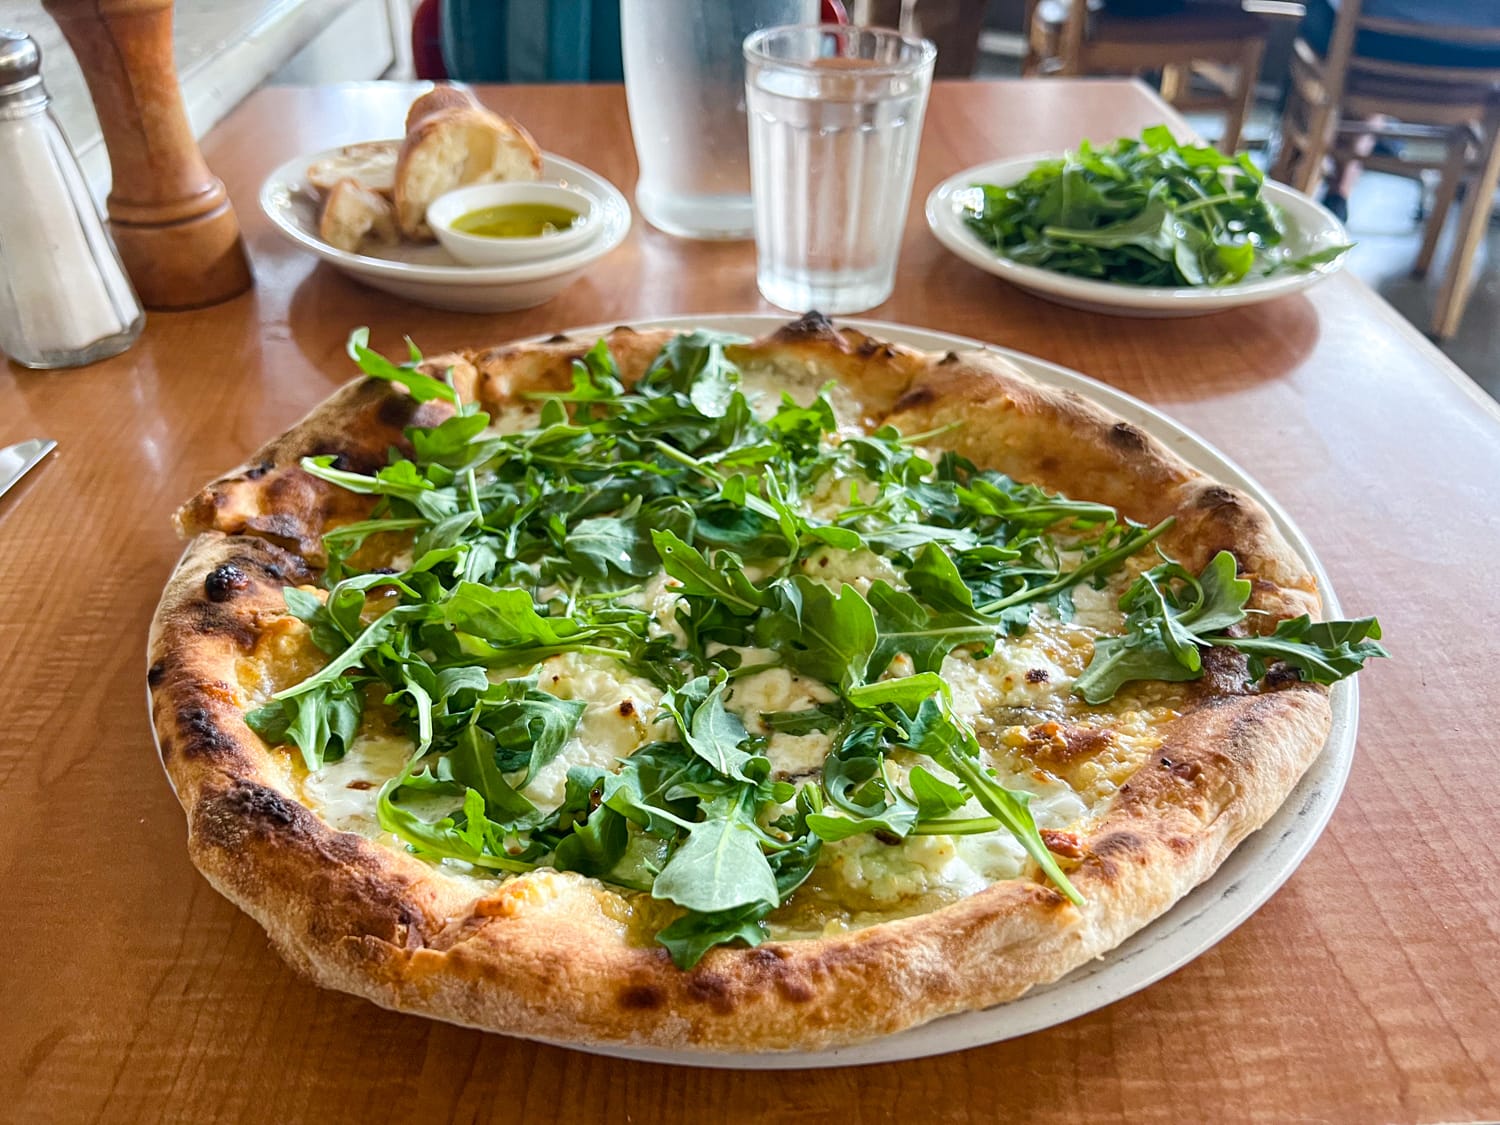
[961, 126, 1352, 288]
[246, 330, 1384, 967]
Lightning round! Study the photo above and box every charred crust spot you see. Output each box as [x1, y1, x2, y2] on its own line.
[178, 706, 236, 757]
[686, 972, 736, 1014]
[777, 977, 815, 1003]
[545, 333, 572, 343]
[1091, 830, 1147, 865]
[376, 393, 422, 430]
[618, 984, 664, 1011]
[938, 351, 960, 365]
[1108, 422, 1148, 451]
[1166, 835, 1194, 854]
[893, 385, 937, 412]
[1171, 760, 1202, 782]
[617, 699, 636, 718]
[204, 563, 250, 602]
[1025, 668, 1049, 684]
[781, 310, 836, 340]
[856, 337, 880, 357]
[1193, 646, 1252, 697]
[398, 906, 427, 951]
[1196, 485, 1241, 512]
[1260, 663, 1303, 691]
[223, 779, 298, 827]
[147, 661, 167, 687]
[244, 459, 274, 480]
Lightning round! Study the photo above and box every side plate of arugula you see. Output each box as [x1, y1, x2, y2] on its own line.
[925, 129, 1352, 318]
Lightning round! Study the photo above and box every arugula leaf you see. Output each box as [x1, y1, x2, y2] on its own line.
[902, 700, 1084, 906]
[346, 327, 457, 404]
[652, 530, 765, 616]
[650, 791, 779, 915]
[1076, 551, 1387, 701]
[655, 905, 767, 969]
[245, 676, 363, 771]
[659, 675, 755, 780]
[1220, 614, 1387, 684]
[846, 671, 948, 713]
[565, 511, 658, 580]
[1074, 633, 1203, 704]
[446, 724, 538, 823]
[756, 576, 876, 689]
[376, 778, 533, 872]
[908, 765, 968, 820]
[961, 129, 1341, 287]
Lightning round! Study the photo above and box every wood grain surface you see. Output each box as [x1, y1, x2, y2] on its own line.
[1, 80, 1495, 1125]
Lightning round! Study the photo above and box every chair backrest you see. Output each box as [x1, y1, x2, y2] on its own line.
[1303, 0, 1500, 105]
[440, 0, 624, 83]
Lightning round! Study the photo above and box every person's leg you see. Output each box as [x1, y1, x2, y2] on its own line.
[1322, 115, 1383, 223]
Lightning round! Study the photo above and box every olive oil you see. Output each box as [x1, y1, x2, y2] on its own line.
[452, 203, 581, 239]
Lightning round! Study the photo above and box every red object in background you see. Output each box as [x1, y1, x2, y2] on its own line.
[413, 0, 446, 80]
[412, 0, 848, 82]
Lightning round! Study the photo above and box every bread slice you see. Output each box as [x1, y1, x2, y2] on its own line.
[393, 106, 543, 239]
[318, 177, 399, 253]
[306, 141, 399, 197]
[405, 84, 479, 134]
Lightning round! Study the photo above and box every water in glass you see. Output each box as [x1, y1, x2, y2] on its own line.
[621, 0, 817, 240]
[745, 27, 934, 314]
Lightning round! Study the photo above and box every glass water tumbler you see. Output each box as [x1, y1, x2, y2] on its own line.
[744, 25, 935, 315]
[620, 0, 819, 240]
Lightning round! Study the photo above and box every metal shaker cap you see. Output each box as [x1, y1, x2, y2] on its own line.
[0, 30, 45, 107]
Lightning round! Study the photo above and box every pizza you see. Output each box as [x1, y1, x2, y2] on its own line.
[148, 313, 1384, 1052]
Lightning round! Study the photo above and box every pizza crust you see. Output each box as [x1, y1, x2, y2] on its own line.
[149, 314, 1333, 1051]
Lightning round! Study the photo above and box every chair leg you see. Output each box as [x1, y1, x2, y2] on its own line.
[1432, 104, 1500, 339]
[1415, 127, 1471, 280]
[1220, 38, 1265, 154]
[1160, 63, 1187, 105]
[1270, 83, 1303, 182]
[1294, 103, 1335, 196]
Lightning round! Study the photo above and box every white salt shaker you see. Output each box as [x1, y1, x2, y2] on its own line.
[0, 28, 143, 369]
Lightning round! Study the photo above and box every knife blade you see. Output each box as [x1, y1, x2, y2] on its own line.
[0, 439, 57, 502]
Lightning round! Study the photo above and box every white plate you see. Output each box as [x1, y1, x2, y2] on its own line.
[926, 155, 1350, 317]
[259, 145, 632, 313]
[519, 315, 1357, 1068]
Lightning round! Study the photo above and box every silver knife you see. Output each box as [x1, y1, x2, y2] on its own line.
[0, 439, 56, 502]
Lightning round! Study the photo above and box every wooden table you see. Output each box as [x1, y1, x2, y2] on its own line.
[2, 80, 1496, 1124]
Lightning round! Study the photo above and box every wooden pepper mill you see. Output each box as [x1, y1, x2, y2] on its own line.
[42, 0, 253, 310]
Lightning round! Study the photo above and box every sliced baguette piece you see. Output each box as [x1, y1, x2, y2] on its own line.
[318, 177, 399, 253]
[393, 105, 543, 239]
[405, 84, 479, 134]
[306, 141, 399, 197]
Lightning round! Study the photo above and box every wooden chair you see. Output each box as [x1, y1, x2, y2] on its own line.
[1024, 0, 1271, 152]
[1272, 0, 1500, 338]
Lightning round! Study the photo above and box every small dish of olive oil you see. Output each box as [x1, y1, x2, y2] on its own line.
[452, 203, 581, 239]
[428, 181, 596, 265]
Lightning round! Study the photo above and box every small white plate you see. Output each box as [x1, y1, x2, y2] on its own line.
[926, 155, 1350, 317]
[259, 144, 632, 313]
[505, 315, 1357, 1068]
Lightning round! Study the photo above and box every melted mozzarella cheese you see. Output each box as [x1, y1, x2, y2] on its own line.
[519, 652, 664, 809]
[738, 359, 866, 436]
[300, 734, 410, 835]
